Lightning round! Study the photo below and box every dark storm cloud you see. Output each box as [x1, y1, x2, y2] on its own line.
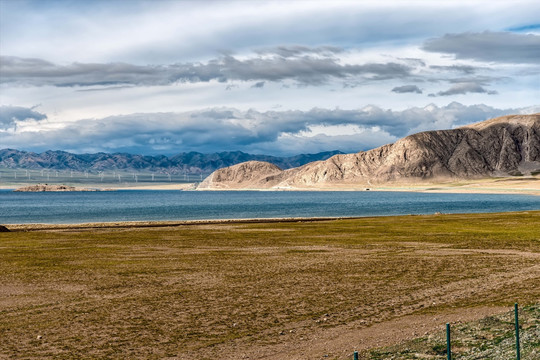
[0, 105, 47, 130]
[391, 85, 422, 94]
[1, 51, 412, 87]
[1, 103, 525, 155]
[430, 82, 498, 96]
[422, 31, 540, 64]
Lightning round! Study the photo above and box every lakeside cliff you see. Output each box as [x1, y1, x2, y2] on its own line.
[198, 114, 540, 190]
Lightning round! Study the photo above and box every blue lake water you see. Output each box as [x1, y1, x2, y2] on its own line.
[0, 190, 539, 224]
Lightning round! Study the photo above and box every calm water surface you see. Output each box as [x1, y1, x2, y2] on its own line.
[0, 190, 538, 224]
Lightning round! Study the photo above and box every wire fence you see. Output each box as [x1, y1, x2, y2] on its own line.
[355, 303, 539, 359]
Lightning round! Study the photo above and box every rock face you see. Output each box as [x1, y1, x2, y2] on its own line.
[198, 161, 283, 189]
[199, 114, 540, 189]
[0, 225, 10, 232]
[13, 184, 97, 192]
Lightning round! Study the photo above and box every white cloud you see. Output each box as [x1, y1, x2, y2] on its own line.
[392, 85, 423, 94]
[1, 103, 532, 156]
[3, 1, 540, 64]
[423, 31, 540, 64]
[1, 1, 539, 155]
[429, 82, 498, 96]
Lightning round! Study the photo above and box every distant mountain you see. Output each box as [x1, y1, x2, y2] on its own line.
[0, 149, 343, 174]
[198, 114, 540, 189]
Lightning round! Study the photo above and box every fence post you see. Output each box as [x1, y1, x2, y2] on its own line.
[515, 303, 521, 360]
[446, 323, 451, 360]
[353, 350, 358, 360]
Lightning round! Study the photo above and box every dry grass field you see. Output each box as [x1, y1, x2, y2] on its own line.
[1, 211, 539, 359]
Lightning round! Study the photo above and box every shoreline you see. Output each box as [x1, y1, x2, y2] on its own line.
[5, 210, 539, 231]
[197, 176, 540, 196]
[2, 176, 538, 195]
[1, 185, 539, 196]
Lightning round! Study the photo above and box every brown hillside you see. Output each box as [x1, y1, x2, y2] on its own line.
[197, 161, 283, 189]
[199, 114, 540, 189]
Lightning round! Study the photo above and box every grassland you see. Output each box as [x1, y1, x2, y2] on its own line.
[1, 211, 539, 359]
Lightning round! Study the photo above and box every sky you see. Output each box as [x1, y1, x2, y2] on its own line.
[0, 0, 539, 156]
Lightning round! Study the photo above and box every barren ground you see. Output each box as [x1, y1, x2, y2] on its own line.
[1, 211, 539, 359]
[1, 175, 539, 195]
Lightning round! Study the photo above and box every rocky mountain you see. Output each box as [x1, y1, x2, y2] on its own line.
[0, 149, 342, 174]
[198, 114, 540, 189]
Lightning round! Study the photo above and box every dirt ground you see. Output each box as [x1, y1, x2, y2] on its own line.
[181, 245, 539, 360]
[1, 212, 539, 359]
[275, 176, 540, 196]
[2, 174, 539, 195]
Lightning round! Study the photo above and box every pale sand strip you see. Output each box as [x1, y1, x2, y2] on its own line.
[201, 177, 540, 195]
[1, 177, 539, 194]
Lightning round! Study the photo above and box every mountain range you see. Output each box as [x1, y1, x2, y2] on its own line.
[0, 149, 343, 174]
[198, 114, 540, 189]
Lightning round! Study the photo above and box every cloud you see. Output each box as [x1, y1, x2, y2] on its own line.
[398, 58, 426, 67]
[1, 103, 528, 156]
[4, 0, 540, 66]
[430, 82, 498, 96]
[253, 131, 397, 156]
[0, 56, 170, 87]
[391, 85, 422, 94]
[422, 31, 540, 64]
[0, 105, 47, 130]
[506, 23, 540, 32]
[254, 45, 344, 58]
[75, 85, 135, 92]
[211, 55, 411, 84]
[251, 81, 265, 89]
[447, 76, 498, 85]
[429, 65, 481, 74]
[0, 51, 412, 87]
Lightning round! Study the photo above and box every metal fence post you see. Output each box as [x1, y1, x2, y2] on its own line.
[515, 303, 521, 360]
[446, 323, 451, 360]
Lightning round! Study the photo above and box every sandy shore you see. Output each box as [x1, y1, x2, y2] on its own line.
[112, 183, 197, 190]
[1, 176, 539, 194]
[349, 177, 540, 196]
[200, 177, 540, 196]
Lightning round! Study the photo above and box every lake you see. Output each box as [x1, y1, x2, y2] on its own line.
[0, 190, 539, 224]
